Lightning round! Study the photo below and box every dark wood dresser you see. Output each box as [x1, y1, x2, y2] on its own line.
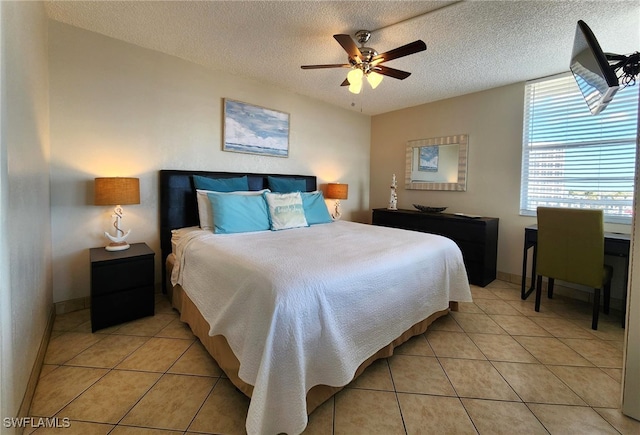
[372, 208, 499, 287]
[90, 242, 155, 331]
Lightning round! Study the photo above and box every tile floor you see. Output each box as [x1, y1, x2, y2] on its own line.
[26, 280, 639, 434]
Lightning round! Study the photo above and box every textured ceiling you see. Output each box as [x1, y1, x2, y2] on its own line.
[45, 1, 640, 116]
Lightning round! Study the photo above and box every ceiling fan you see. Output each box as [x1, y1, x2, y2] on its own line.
[301, 30, 427, 94]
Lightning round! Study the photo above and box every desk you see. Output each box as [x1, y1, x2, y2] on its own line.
[521, 225, 630, 325]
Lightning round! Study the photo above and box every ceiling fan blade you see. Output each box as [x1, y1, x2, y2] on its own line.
[340, 78, 349, 86]
[371, 40, 427, 65]
[333, 34, 362, 61]
[301, 64, 351, 69]
[375, 65, 412, 80]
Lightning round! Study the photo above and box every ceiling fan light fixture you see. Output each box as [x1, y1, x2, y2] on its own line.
[348, 80, 363, 94]
[367, 71, 383, 89]
[347, 68, 364, 94]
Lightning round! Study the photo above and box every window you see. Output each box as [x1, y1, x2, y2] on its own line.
[520, 73, 639, 224]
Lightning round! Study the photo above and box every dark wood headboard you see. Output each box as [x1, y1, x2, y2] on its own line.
[159, 169, 317, 290]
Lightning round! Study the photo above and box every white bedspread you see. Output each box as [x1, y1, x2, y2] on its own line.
[172, 220, 471, 435]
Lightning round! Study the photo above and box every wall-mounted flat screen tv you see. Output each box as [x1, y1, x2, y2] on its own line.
[570, 20, 619, 115]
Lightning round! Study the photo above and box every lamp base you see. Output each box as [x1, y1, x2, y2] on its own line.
[105, 242, 130, 251]
[332, 200, 342, 221]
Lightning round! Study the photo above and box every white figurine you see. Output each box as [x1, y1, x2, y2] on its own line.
[388, 174, 398, 210]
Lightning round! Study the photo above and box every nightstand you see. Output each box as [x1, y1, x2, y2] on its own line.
[90, 242, 155, 332]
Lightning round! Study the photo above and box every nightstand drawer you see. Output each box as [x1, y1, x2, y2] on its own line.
[91, 285, 155, 331]
[92, 257, 154, 295]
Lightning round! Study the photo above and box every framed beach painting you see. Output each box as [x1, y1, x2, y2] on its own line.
[419, 146, 439, 172]
[223, 99, 290, 157]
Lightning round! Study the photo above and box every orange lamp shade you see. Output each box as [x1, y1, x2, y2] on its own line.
[94, 177, 140, 206]
[326, 183, 348, 200]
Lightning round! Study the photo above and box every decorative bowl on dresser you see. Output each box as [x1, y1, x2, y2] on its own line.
[413, 204, 447, 213]
[89, 242, 155, 332]
[372, 208, 498, 287]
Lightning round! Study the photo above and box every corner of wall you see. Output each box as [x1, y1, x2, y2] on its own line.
[0, 0, 53, 427]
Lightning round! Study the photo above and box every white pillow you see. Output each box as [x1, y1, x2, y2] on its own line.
[264, 192, 309, 231]
[196, 189, 269, 230]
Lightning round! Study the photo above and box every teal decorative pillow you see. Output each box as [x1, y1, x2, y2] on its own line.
[207, 192, 270, 234]
[301, 191, 333, 225]
[267, 176, 307, 193]
[264, 192, 309, 231]
[197, 189, 269, 230]
[194, 175, 249, 192]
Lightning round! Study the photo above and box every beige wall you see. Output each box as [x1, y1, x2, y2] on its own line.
[370, 83, 632, 300]
[0, 1, 52, 426]
[49, 21, 371, 303]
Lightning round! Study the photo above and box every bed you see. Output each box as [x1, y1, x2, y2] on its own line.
[159, 169, 472, 435]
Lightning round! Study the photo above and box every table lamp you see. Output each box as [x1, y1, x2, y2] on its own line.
[95, 177, 140, 251]
[326, 183, 348, 220]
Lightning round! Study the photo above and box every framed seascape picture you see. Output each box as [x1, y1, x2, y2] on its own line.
[223, 99, 290, 157]
[419, 146, 439, 172]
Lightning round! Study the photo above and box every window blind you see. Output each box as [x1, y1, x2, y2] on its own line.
[520, 73, 639, 224]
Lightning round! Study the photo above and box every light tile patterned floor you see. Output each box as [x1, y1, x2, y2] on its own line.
[26, 280, 639, 434]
